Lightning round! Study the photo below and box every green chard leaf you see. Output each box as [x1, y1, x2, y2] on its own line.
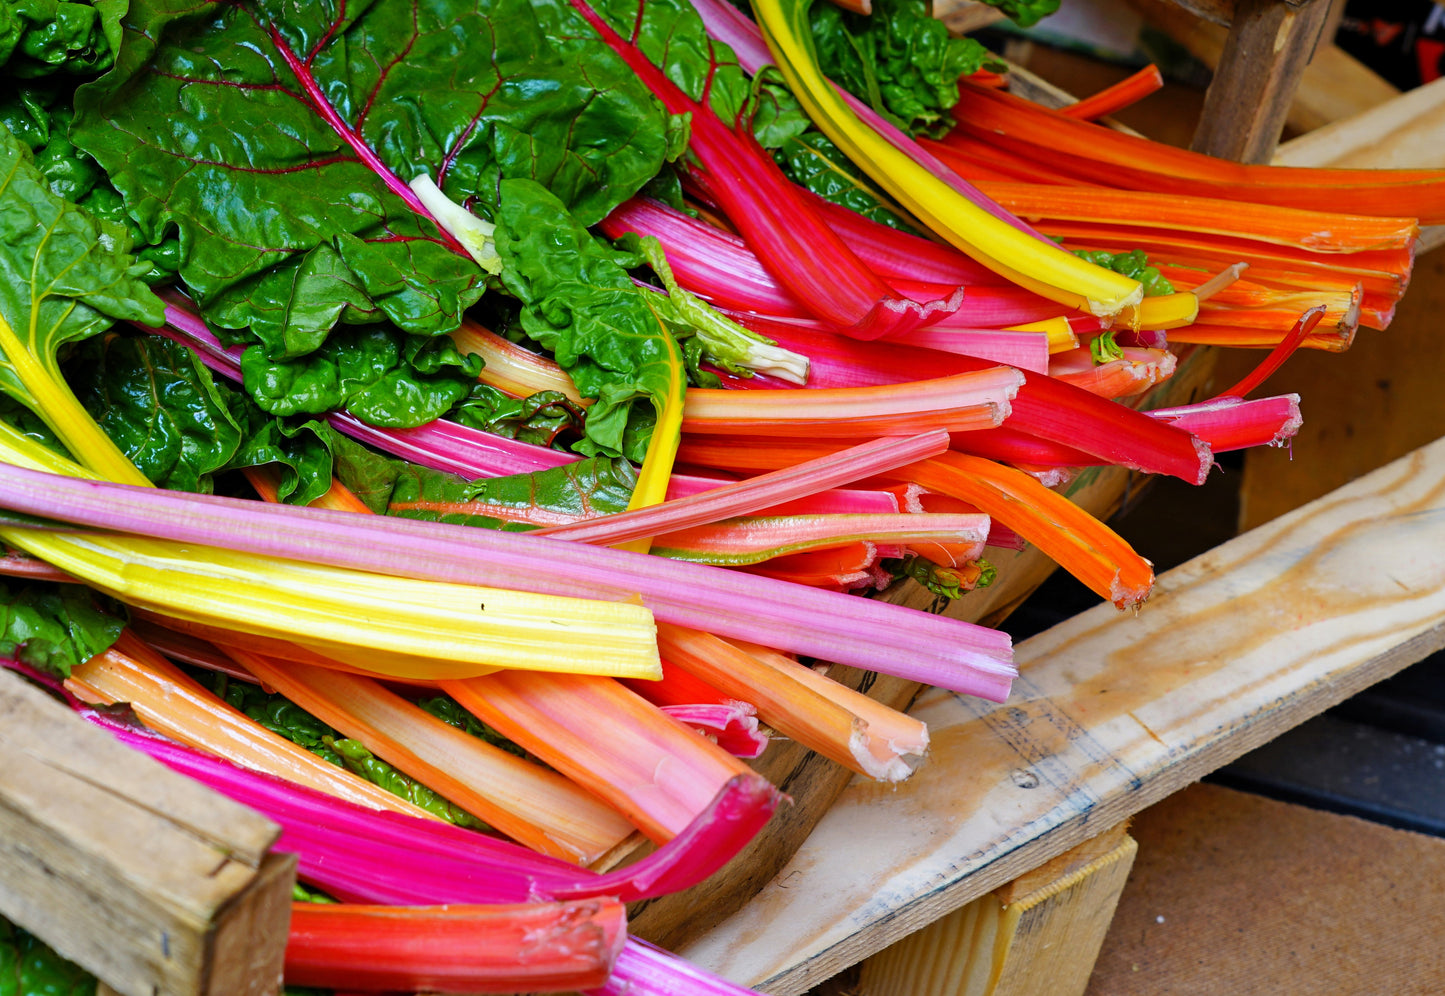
[0, 578, 125, 678]
[0, 83, 180, 285]
[981, 0, 1059, 29]
[68, 333, 243, 492]
[70, 0, 673, 357]
[774, 130, 921, 233]
[0, 917, 96, 996]
[0, 124, 164, 412]
[1073, 248, 1174, 297]
[238, 324, 481, 429]
[66, 332, 335, 502]
[495, 177, 683, 461]
[415, 694, 529, 759]
[812, 0, 999, 138]
[450, 385, 586, 449]
[0, 0, 122, 78]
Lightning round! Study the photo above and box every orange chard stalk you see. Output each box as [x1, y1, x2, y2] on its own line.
[1061, 65, 1165, 120]
[232, 648, 637, 864]
[729, 637, 929, 771]
[1169, 321, 1354, 351]
[949, 81, 1445, 223]
[443, 671, 774, 844]
[65, 631, 438, 819]
[284, 899, 626, 993]
[915, 133, 1084, 185]
[893, 453, 1155, 608]
[658, 624, 929, 782]
[671, 439, 1154, 606]
[970, 180, 1421, 254]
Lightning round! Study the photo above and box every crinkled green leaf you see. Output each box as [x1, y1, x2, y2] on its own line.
[221, 405, 333, 506]
[1, 84, 180, 284]
[0, 579, 125, 678]
[495, 177, 682, 461]
[0, 0, 121, 78]
[71, 0, 672, 354]
[0, 124, 164, 422]
[65, 332, 334, 501]
[238, 325, 481, 429]
[450, 385, 586, 449]
[1074, 248, 1174, 297]
[812, 0, 998, 138]
[415, 694, 529, 759]
[980, 0, 1059, 29]
[0, 918, 96, 996]
[774, 130, 920, 232]
[68, 333, 243, 492]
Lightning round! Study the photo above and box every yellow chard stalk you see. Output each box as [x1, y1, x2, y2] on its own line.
[0, 424, 660, 683]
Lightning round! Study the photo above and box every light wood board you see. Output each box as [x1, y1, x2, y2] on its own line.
[679, 433, 1445, 995]
[0, 669, 295, 996]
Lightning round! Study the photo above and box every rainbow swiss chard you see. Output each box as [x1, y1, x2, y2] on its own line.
[70, 0, 675, 429]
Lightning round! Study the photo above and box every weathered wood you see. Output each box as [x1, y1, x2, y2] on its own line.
[1125, 0, 1399, 134]
[856, 825, 1136, 996]
[1190, 0, 1334, 162]
[1272, 74, 1445, 171]
[681, 434, 1445, 995]
[0, 669, 294, 996]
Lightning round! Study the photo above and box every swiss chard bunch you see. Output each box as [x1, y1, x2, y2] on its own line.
[69, 0, 677, 431]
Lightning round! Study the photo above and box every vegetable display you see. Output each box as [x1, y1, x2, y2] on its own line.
[1, 0, 1442, 992]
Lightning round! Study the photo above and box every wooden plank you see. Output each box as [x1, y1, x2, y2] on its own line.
[1272, 74, 1445, 170]
[679, 434, 1445, 995]
[1190, 0, 1334, 162]
[0, 668, 295, 996]
[856, 826, 1137, 996]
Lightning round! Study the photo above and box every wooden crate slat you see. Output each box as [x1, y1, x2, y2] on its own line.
[679, 434, 1445, 995]
[0, 669, 294, 996]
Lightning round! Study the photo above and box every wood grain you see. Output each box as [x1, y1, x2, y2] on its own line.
[1190, 0, 1334, 162]
[0, 669, 294, 996]
[680, 434, 1445, 995]
[857, 826, 1137, 996]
